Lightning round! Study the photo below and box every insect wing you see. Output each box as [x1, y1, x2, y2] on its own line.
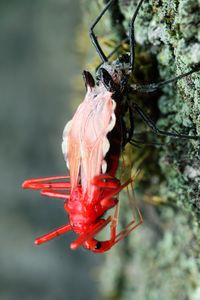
[62, 88, 116, 200]
[62, 117, 81, 192]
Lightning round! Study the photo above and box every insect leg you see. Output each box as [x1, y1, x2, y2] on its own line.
[114, 184, 143, 244]
[123, 105, 135, 145]
[129, 0, 146, 70]
[40, 189, 70, 200]
[22, 176, 71, 190]
[89, 0, 115, 62]
[131, 66, 200, 93]
[105, 181, 143, 246]
[110, 202, 120, 241]
[91, 174, 121, 189]
[70, 217, 112, 250]
[34, 224, 72, 245]
[131, 102, 199, 139]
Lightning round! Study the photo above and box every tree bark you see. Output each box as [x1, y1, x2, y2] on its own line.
[83, 1, 200, 299]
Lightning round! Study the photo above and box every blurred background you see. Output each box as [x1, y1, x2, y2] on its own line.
[0, 0, 101, 299]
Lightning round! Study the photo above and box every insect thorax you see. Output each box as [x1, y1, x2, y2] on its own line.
[96, 54, 131, 86]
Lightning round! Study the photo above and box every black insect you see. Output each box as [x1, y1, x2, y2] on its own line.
[89, 0, 200, 147]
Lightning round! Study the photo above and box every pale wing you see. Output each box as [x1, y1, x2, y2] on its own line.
[80, 91, 116, 199]
[62, 103, 85, 191]
[62, 88, 116, 198]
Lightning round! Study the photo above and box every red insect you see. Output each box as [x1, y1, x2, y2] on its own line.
[22, 0, 200, 253]
[22, 68, 143, 253]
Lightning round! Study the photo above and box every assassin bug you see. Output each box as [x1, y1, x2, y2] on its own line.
[22, 0, 200, 253]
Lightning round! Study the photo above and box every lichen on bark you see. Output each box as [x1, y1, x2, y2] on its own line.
[82, 1, 200, 299]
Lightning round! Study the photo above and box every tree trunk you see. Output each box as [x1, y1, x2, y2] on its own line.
[83, 1, 200, 299]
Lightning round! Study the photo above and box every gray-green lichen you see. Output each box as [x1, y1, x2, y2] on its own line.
[82, 1, 200, 299]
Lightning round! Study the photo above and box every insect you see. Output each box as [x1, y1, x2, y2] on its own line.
[22, 0, 200, 253]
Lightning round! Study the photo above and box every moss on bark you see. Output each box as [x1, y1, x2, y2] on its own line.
[82, 1, 200, 299]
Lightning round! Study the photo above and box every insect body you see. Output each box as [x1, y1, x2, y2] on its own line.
[23, 62, 142, 252]
[22, 0, 200, 253]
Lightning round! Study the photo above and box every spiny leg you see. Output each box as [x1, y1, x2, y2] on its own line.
[89, 0, 115, 62]
[35, 224, 72, 245]
[131, 102, 199, 139]
[131, 65, 200, 93]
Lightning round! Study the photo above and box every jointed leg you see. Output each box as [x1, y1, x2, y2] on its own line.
[131, 102, 199, 139]
[129, 0, 146, 70]
[22, 176, 71, 190]
[89, 0, 115, 62]
[40, 189, 70, 200]
[105, 182, 143, 246]
[131, 65, 200, 93]
[124, 106, 135, 144]
[70, 217, 112, 250]
[91, 174, 120, 189]
[34, 224, 72, 245]
[114, 184, 143, 244]
[110, 202, 120, 241]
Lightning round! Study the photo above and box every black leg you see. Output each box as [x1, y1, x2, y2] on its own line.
[131, 65, 200, 93]
[125, 106, 135, 144]
[89, 0, 116, 63]
[131, 102, 199, 140]
[129, 0, 146, 71]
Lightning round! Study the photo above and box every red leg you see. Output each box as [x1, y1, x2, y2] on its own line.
[22, 176, 71, 190]
[99, 177, 134, 207]
[70, 217, 111, 250]
[35, 224, 72, 245]
[113, 182, 143, 245]
[98, 179, 143, 249]
[40, 189, 70, 200]
[91, 174, 121, 189]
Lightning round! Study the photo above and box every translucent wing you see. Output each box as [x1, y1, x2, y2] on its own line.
[62, 86, 116, 200]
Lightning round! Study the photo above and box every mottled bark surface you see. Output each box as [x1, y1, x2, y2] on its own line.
[83, 1, 200, 299]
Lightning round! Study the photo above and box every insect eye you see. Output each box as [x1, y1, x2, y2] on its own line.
[95, 241, 102, 250]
